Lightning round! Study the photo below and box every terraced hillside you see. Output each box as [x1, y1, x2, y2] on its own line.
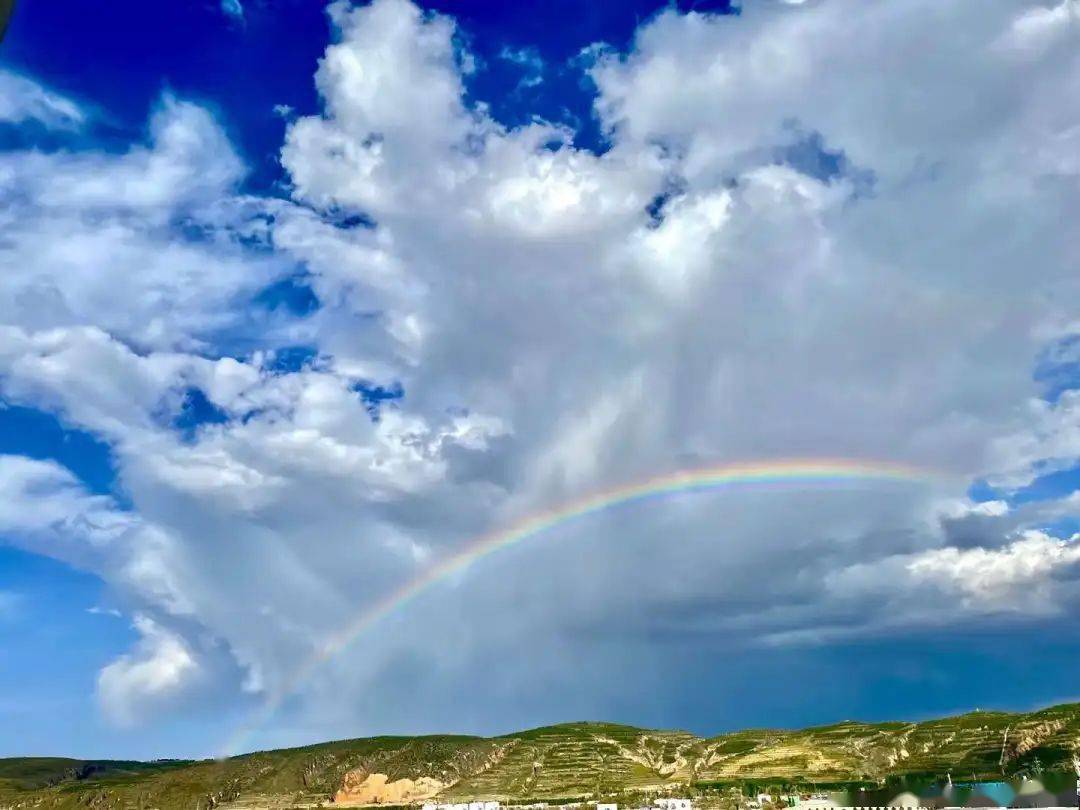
[0, 737, 503, 810]
[693, 702, 1080, 783]
[445, 723, 701, 799]
[2, 704, 1078, 810]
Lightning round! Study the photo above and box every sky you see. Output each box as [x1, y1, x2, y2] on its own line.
[0, 0, 1079, 761]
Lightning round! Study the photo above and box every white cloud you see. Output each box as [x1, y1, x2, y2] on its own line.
[940, 499, 1011, 519]
[221, 0, 243, 20]
[97, 615, 201, 727]
[0, 455, 193, 617]
[906, 530, 1080, 612]
[0, 96, 287, 353]
[499, 46, 544, 89]
[987, 390, 1080, 488]
[22, 96, 243, 210]
[999, 0, 1080, 55]
[812, 530, 1080, 640]
[0, 0, 1079, 744]
[87, 606, 123, 618]
[0, 70, 85, 129]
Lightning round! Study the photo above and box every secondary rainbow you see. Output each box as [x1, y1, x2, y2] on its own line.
[222, 457, 932, 755]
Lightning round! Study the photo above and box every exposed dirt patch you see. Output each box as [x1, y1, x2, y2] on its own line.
[334, 772, 446, 805]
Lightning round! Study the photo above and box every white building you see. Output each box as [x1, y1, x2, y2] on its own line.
[597, 804, 617, 810]
[795, 796, 836, 809]
[654, 798, 692, 810]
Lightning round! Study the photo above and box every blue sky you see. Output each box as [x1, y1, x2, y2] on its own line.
[1, 0, 1079, 760]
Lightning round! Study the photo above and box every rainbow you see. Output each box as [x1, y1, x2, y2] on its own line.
[221, 457, 933, 755]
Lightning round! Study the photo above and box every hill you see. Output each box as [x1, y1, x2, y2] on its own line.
[2, 704, 1078, 810]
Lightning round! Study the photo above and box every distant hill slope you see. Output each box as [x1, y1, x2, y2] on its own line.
[2, 704, 1078, 810]
[0, 758, 191, 791]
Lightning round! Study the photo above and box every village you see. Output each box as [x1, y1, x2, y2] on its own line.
[419, 796, 906, 810]
[422, 799, 698, 810]
[419, 782, 1080, 810]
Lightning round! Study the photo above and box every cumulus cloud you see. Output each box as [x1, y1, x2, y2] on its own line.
[97, 615, 201, 727]
[0, 96, 288, 353]
[818, 530, 1080, 635]
[0, 0, 1078, 746]
[906, 531, 1080, 612]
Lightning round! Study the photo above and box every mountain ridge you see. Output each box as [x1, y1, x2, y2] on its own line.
[2, 703, 1079, 810]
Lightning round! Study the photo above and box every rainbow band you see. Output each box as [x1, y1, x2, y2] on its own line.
[222, 457, 932, 755]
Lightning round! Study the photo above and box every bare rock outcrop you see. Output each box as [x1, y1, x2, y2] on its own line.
[333, 772, 446, 806]
[1001, 720, 1067, 766]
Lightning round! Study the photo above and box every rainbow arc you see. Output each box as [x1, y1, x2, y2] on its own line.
[222, 457, 935, 755]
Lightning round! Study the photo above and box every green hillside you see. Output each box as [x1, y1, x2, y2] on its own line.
[2, 704, 1078, 810]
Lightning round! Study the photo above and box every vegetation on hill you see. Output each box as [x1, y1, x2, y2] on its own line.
[2, 704, 1078, 810]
